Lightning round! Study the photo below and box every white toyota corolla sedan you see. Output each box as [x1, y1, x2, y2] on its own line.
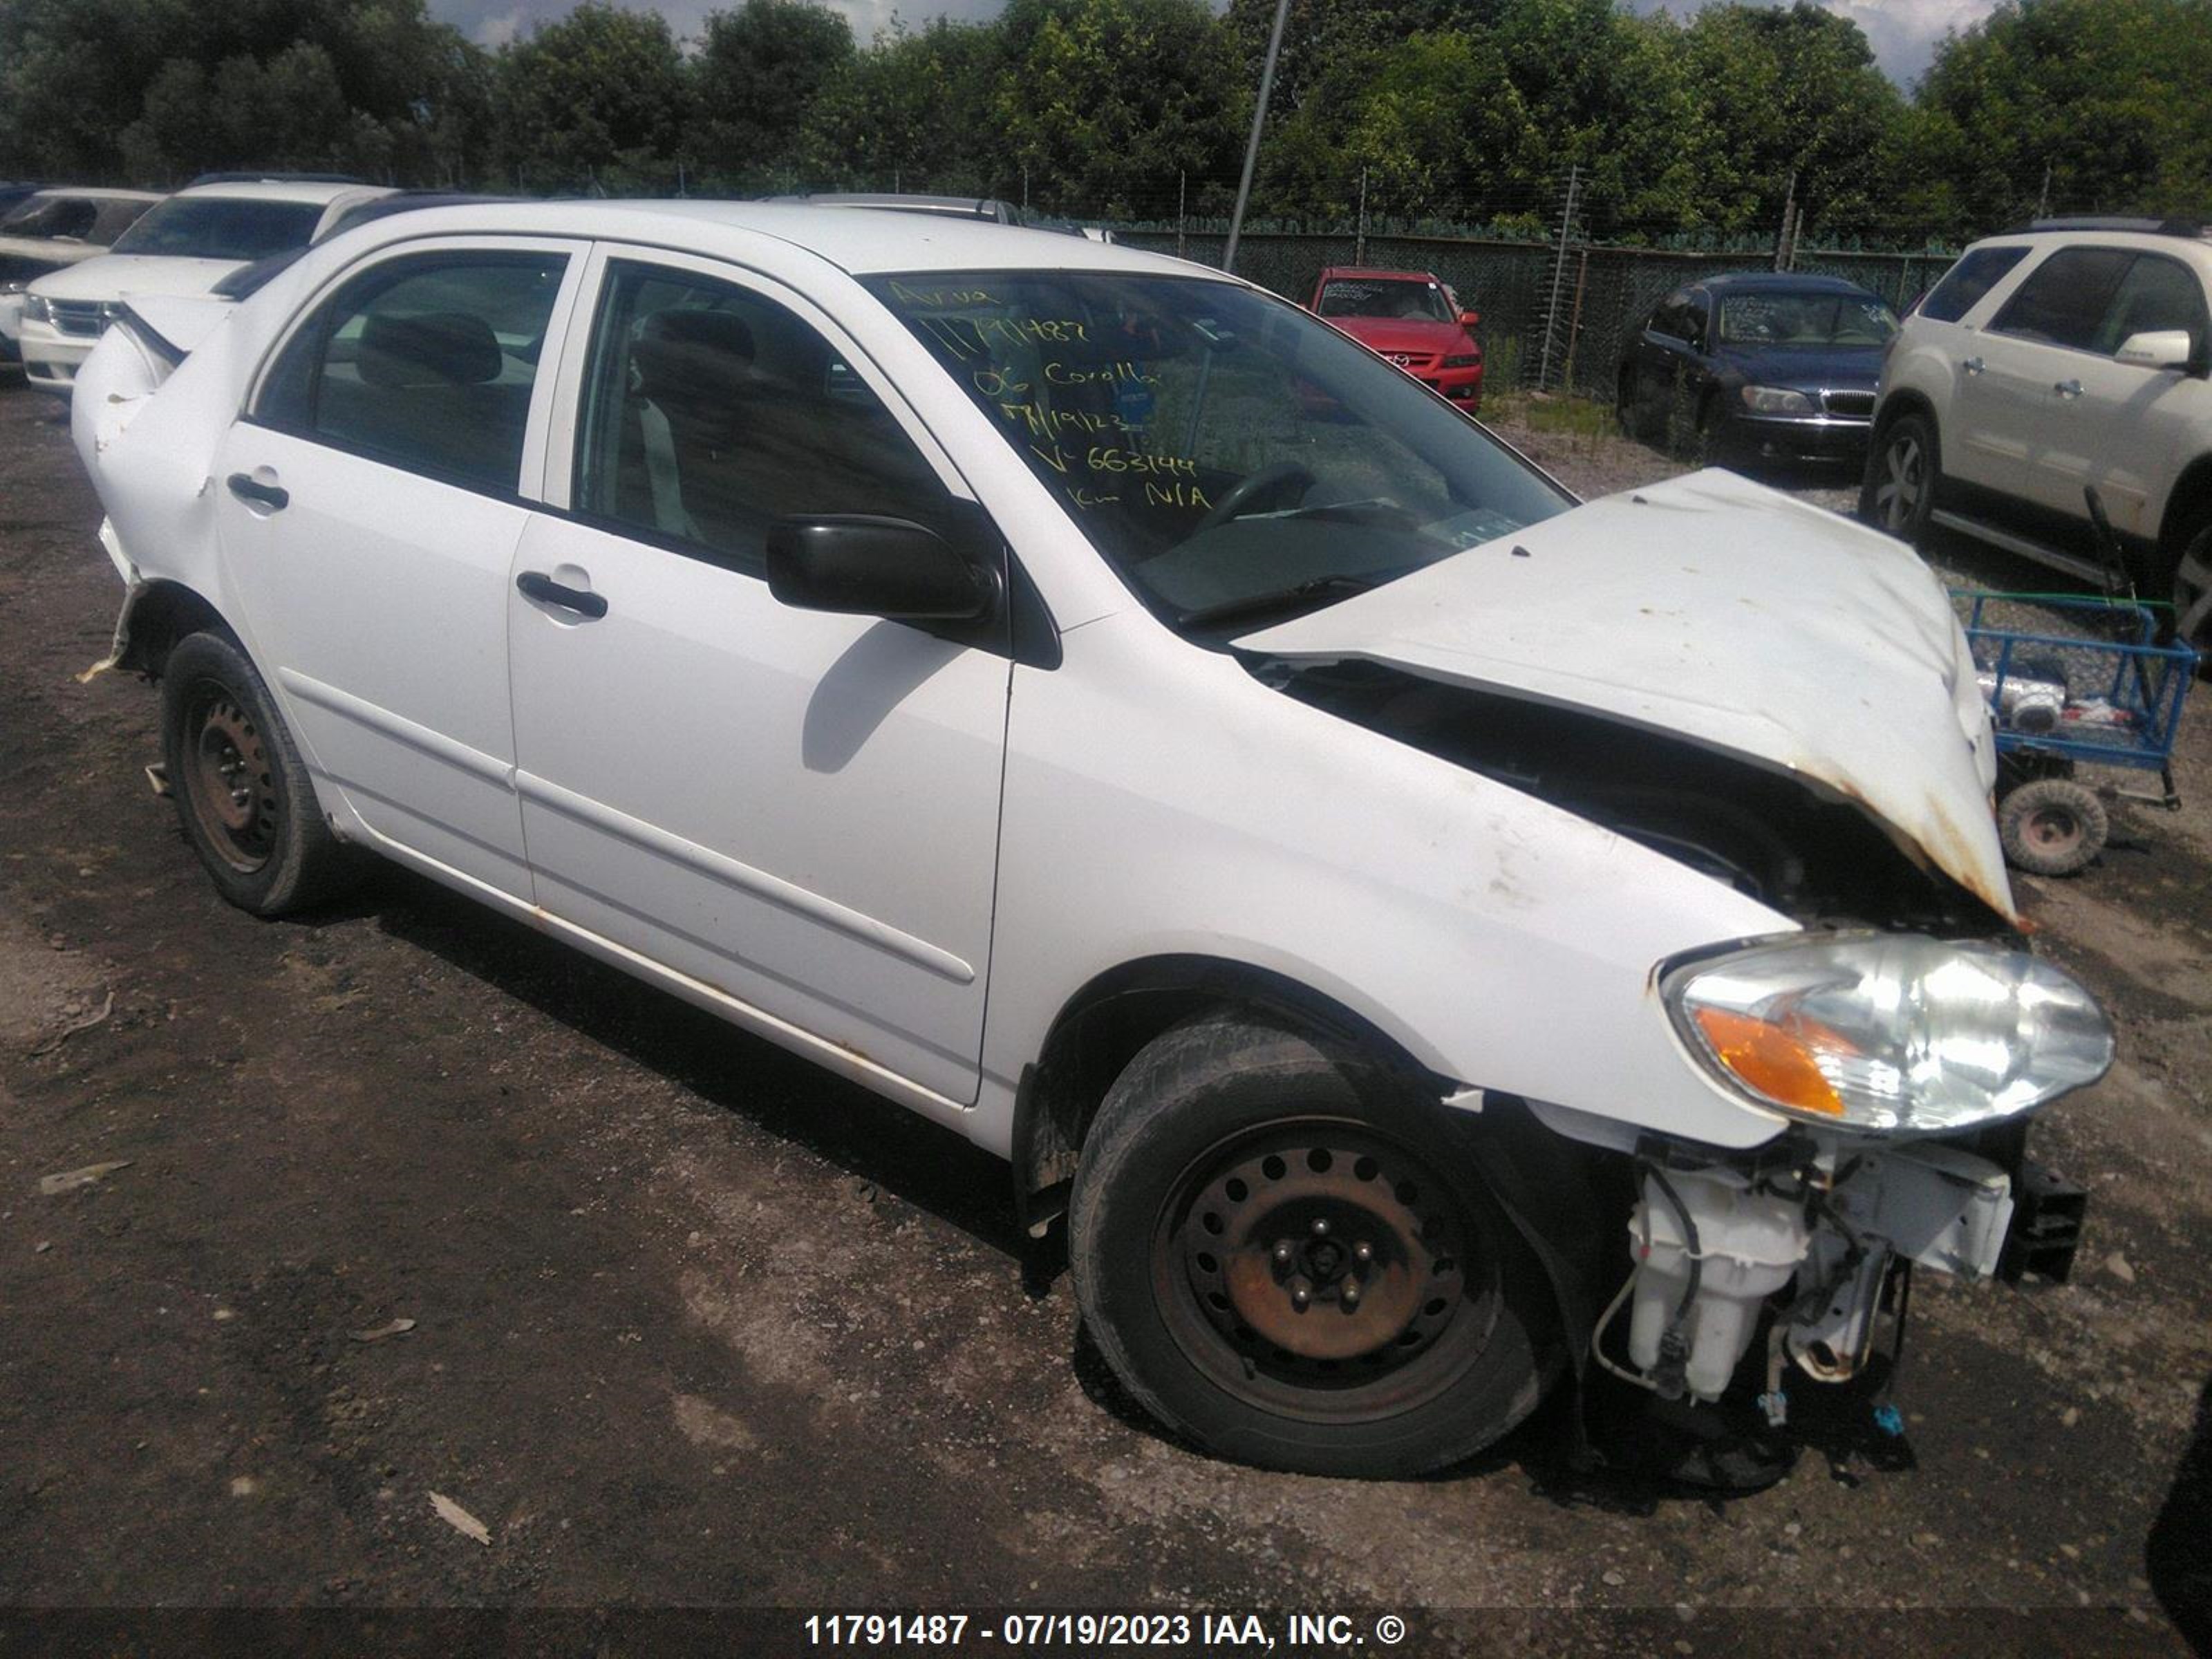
[68, 201, 2110, 1480]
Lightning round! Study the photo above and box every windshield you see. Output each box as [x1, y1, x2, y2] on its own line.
[1, 195, 97, 241]
[111, 197, 325, 262]
[865, 271, 1569, 627]
[1716, 291, 1898, 347]
[1316, 277, 1454, 324]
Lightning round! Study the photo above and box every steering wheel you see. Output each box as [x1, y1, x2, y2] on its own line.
[1193, 462, 1316, 536]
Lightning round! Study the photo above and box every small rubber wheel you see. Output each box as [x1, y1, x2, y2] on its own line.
[1862, 411, 1940, 543]
[1998, 778, 2108, 877]
[161, 630, 360, 915]
[1069, 1014, 1557, 1478]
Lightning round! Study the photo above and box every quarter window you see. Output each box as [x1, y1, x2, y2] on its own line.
[572, 261, 960, 572]
[256, 251, 568, 492]
[1990, 247, 2133, 353]
[1919, 245, 2030, 324]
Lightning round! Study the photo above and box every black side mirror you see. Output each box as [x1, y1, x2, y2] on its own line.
[767, 514, 998, 621]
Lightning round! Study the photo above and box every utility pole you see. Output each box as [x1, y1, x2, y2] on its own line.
[1221, 0, 1291, 276]
[2037, 159, 2053, 220]
[1177, 170, 1188, 259]
[1022, 164, 1030, 214]
[1774, 170, 1797, 272]
[1537, 163, 1580, 393]
[1355, 167, 1369, 266]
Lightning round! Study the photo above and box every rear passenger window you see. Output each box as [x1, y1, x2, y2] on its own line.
[1990, 247, 2133, 352]
[256, 252, 567, 492]
[1918, 245, 2030, 324]
[572, 261, 960, 573]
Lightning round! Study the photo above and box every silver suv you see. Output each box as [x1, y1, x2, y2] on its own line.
[1864, 217, 2212, 642]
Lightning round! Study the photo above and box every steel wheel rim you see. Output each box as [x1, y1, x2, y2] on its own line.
[1150, 1116, 1501, 1426]
[2177, 527, 2212, 640]
[1876, 433, 1922, 529]
[183, 684, 278, 873]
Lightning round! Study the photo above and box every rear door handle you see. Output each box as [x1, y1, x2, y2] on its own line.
[225, 472, 289, 511]
[516, 570, 608, 620]
[2054, 378, 2084, 400]
[1962, 356, 1985, 375]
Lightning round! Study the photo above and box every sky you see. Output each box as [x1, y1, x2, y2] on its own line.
[432, 0, 2000, 90]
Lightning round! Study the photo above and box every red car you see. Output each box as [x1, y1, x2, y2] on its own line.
[1309, 266, 1483, 409]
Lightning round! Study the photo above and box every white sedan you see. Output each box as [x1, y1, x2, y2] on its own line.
[68, 202, 2110, 1480]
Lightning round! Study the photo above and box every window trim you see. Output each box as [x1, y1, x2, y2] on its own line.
[243, 233, 592, 502]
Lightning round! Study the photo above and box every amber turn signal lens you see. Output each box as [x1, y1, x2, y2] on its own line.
[1691, 1006, 1846, 1116]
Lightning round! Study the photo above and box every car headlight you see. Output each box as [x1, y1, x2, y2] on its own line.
[1740, 384, 1814, 413]
[1663, 934, 2111, 1132]
[24, 292, 53, 324]
[1442, 353, 1480, 368]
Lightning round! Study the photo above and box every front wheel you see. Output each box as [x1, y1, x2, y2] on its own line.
[1861, 411, 1940, 543]
[1069, 1015, 1557, 1478]
[2165, 518, 2212, 651]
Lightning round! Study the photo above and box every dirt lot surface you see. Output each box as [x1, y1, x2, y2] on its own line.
[2, 379, 2208, 1654]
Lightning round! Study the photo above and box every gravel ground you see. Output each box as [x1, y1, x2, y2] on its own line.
[1, 381, 2206, 1655]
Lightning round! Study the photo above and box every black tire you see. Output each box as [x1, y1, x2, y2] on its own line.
[1615, 367, 1642, 440]
[2162, 517, 2212, 653]
[1998, 777, 2108, 877]
[1862, 410, 1940, 543]
[1069, 1013, 1558, 1478]
[160, 630, 362, 916]
[1691, 389, 1730, 465]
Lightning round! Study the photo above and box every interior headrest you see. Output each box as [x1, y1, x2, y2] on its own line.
[358, 311, 504, 388]
[633, 307, 758, 409]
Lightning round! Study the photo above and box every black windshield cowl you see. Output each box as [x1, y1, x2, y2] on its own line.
[1180, 573, 1379, 632]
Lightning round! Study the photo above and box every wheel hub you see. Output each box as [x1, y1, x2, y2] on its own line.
[184, 691, 276, 871]
[1177, 1127, 1467, 1373]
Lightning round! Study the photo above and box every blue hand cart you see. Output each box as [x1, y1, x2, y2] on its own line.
[1956, 589, 2198, 875]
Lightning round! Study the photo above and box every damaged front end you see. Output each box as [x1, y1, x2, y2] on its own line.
[1227, 475, 2117, 1473]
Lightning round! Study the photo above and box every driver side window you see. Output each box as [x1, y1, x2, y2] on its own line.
[573, 261, 961, 574]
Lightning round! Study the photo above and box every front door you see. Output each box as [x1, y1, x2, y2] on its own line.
[506, 251, 1012, 1103]
[214, 240, 584, 899]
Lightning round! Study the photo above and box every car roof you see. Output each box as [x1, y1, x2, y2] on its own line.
[333, 199, 1223, 281]
[1317, 267, 1439, 284]
[21, 185, 163, 203]
[171, 180, 388, 207]
[1696, 272, 1873, 295]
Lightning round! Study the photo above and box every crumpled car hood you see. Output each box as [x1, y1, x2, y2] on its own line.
[1237, 468, 2013, 920]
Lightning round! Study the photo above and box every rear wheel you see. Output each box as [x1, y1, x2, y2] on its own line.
[1070, 1015, 1557, 1478]
[161, 631, 362, 915]
[1862, 411, 1940, 543]
[1998, 777, 2108, 877]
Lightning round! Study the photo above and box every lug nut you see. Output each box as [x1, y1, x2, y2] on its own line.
[1311, 1217, 1331, 1237]
[1272, 1242, 1295, 1266]
[1291, 1285, 1311, 1311]
[1341, 1282, 1361, 1309]
[1353, 1241, 1373, 1264]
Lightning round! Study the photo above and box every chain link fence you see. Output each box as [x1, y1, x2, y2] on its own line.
[1114, 228, 1956, 402]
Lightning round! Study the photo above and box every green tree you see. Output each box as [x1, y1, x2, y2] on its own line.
[1906, 0, 2212, 238]
[693, 0, 856, 190]
[988, 0, 1246, 218]
[800, 16, 1004, 196]
[491, 1, 687, 192]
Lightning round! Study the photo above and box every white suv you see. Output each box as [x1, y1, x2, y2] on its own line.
[20, 176, 389, 395]
[66, 203, 2110, 1479]
[1864, 217, 2212, 641]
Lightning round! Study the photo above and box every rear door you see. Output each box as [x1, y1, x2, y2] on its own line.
[1960, 245, 2130, 508]
[214, 238, 588, 899]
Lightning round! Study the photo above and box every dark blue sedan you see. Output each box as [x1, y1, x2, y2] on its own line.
[1615, 272, 1899, 465]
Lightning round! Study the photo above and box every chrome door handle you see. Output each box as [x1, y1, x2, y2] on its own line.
[1962, 356, 1985, 375]
[2054, 379, 2083, 399]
